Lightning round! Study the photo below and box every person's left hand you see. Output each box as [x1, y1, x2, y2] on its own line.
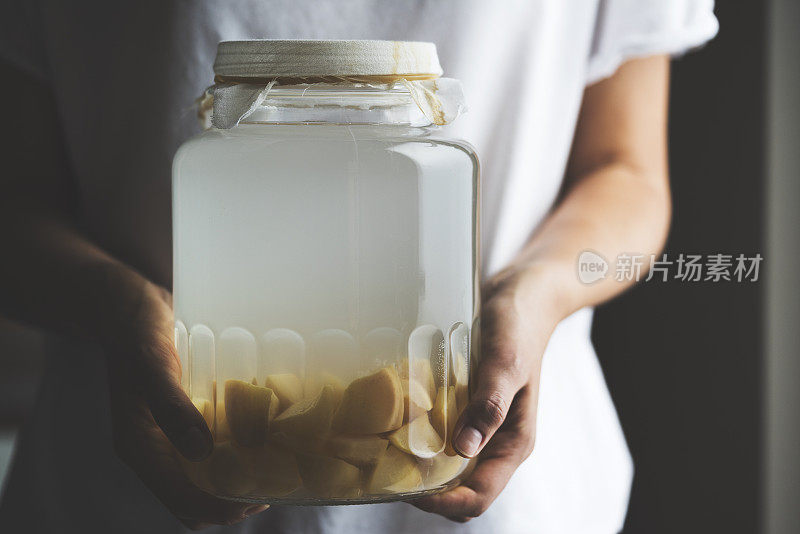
[100, 265, 270, 529]
[411, 268, 560, 522]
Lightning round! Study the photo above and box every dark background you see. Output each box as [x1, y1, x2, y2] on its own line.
[593, 3, 764, 533]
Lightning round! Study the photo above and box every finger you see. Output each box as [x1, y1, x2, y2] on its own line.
[412, 387, 537, 521]
[412, 455, 516, 520]
[166, 474, 269, 526]
[110, 280, 214, 461]
[135, 334, 214, 461]
[231, 505, 270, 525]
[170, 483, 267, 525]
[112, 397, 266, 525]
[450, 337, 527, 458]
[178, 519, 214, 531]
[179, 503, 268, 529]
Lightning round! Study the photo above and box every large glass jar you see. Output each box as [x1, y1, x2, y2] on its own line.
[172, 40, 479, 504]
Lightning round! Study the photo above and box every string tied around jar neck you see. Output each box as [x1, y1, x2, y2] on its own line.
[197, 40, 467, 129]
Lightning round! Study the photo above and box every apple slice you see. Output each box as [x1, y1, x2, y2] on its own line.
[398, 359, 436, 400]
[264, 373, 304, 411]
[389, 415, 444, 459]
[204, 442, 258, 496]
[367, 446, 422, 494]
[402, 379, 434, 422]
[449, 322, 471, 412]
[214, 400, 232, 443]
[455, 383, 469, 416]
[224, 379, 279, 447]
[304, 372, 345, 404]
[272, 384, 339, 437]
[296, 453, 362, 498]
[269, 432, 327, 456]
[420, 454, 469, 488]
[249, 444, 302, 497]
[197, 442, 303, 498]
[326, 435, 389, 467]
[214, 401, 231, 442]
[431, 386, 459, 456]
[191, 396, 214, 429]
[211, 381, 230, 442]
[333, 366, 404, 434]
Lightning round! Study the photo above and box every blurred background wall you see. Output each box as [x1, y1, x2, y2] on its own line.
[593, 1, 799, 533]
[764, 0, 800, 532]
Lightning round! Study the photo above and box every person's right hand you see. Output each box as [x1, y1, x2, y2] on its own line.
[99, 265, 269, 529]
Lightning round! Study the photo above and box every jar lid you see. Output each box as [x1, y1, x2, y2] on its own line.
[213, 39, 443, 81]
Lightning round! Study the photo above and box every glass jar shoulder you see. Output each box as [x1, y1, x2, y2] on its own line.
[424, 136, 479, 178]
[173, 125, 477, 182]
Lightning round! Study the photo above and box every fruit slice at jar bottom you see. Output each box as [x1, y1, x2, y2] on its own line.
[419, 454, 469, 488]
[398, 359, 437, 402]
[209, 381, 232, 442]
[326, 435, 389, 467]
[333, 366, 404, 434]
[296, 453, 363, 498]
[272, 384, 338, 437]
[182, 364, 470, 499]
[431, 386, 459, 456]
[184, 442, 302, 498]
[304, 372, 345, 404]
[264, 373, 304, 411]
[214, 401, 231, 442]
[402, 379, 434, 422]
[270, 432, 328, 456]
[187, 448, 463, 500]
[249, 445, 303, 496]
[202, 442, 259, 496]
[224, 380, 280, 447]
[367, 446, 423, 494]
[389, 415, 444, 459]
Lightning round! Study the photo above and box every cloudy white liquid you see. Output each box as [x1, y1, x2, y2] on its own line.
[172, 123, 477, 404]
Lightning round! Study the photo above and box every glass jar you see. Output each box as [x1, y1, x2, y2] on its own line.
[172, 40, 479, 504]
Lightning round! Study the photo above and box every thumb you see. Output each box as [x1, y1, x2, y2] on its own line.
[138, 338, 214, 461]
[105, 271, 214, 461]
[451, 354, 522, 458]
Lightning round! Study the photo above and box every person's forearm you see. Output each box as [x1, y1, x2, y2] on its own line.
[0, 205, 149, 342]
[491, 160, 670, 321]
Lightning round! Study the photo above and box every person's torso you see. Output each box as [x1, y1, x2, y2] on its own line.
[37, 0, 600, 285]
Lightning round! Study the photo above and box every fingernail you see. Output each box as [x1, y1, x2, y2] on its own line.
[244, 505, 269, 517]
[177, 425, 212, 460]
[454, 426, 483, 457]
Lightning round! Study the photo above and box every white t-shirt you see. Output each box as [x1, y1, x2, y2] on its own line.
[0, 2, 717, 533]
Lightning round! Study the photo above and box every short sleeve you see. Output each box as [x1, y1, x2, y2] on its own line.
[0, 0, 49, 81]
[586, 0, 719, 84]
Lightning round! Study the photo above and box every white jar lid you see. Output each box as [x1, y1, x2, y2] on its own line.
[213, 39, 443, 80]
